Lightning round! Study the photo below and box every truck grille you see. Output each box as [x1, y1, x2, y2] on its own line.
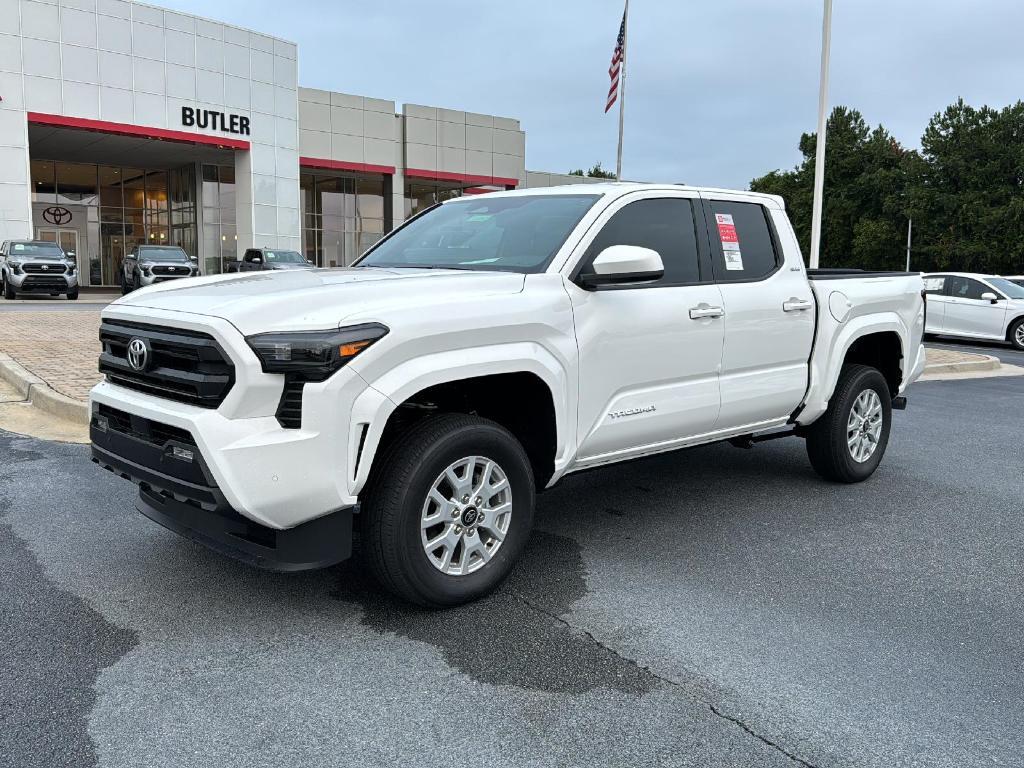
[152, 265, 192, 276]
[99, 320, 235, 408]
[22, 275, 69, 290]
[23, 263, 67, 274]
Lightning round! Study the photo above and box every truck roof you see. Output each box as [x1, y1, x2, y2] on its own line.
[466, 182, 785, 209]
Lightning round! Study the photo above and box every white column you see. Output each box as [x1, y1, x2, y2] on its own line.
[0, 107, 33, 242]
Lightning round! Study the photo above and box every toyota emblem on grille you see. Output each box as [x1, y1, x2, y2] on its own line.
[127, 337, 150, 372]
[41, 265, 49, 270]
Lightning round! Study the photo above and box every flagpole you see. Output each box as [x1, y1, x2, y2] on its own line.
[808, 0, 832, 268]
[615, 0, 629, 181]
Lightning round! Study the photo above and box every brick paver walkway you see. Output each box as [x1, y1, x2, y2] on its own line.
[0, 311, 103, 401]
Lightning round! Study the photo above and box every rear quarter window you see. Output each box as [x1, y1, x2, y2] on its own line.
[705, 201, 780, 282]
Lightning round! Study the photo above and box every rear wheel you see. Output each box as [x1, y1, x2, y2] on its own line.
[806, 364, 892, 483]
[360, 413, 535, 607]
[1009, 318, 1024, 351]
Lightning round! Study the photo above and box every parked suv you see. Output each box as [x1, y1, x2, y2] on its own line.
[121, 245, 199, 294]
[1, 240, 79, 300]
[923, 272, 1024, 350]
[225, 247, 315, 273]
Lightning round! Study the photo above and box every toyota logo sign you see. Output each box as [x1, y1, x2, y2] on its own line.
[42, 206, 73, 225]
[126, 337, 150, 372]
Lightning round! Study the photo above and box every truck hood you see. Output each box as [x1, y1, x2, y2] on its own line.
[109, 267, 527, 335]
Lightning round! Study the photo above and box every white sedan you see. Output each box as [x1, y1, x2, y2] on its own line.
[923, 272, 1024, 350]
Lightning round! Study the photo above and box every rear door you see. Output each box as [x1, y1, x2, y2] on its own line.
[943, 276, 1007, 338]
[700, 194, 815, 431]
[567, 191, 725, 463]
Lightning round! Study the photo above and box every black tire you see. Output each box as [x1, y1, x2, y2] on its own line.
[66, 287, 79, 300]
[806, 364, 892, 483]
[3, 276, 15, 300]
[360, 413, 535, 607]
[120, 272, 129, 295]
[1009, 317, 1024, 352]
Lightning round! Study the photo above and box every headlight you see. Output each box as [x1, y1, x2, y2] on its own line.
[67, 262, 77, 275]
[9, 261, 22, 274]
[141, 266, 152, 276]
[246, 323, 388, 382]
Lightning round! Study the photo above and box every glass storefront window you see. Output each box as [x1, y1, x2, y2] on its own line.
[200, 164, 237, 275]
[30, 161, 197, 286]
[31, 160, 56, 203]
[55, 162, 98, 206]
[301, 171, 389, 267]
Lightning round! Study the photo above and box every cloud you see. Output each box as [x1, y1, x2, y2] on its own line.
[161, 0, 1024, 189]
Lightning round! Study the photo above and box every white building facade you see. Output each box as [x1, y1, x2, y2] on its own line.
[0, 0, 602, 285]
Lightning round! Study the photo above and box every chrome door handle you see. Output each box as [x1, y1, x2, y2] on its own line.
[783, 298, 814, 312]
[689, 304, 724, 319]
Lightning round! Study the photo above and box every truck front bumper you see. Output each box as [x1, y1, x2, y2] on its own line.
[90, 406, 354, 571]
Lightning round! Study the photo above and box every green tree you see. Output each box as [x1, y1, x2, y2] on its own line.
[751, 107, 914, 270]
[908, 99, 1024, 274]
[569, 162, 616, 179]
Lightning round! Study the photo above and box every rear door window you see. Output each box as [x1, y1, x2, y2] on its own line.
[923, 276, 948, 295]
[704, 200, 780, 282]
[579, 197, 703, 286]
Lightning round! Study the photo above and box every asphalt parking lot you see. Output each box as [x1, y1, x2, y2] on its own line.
[2, 366, 1023, 768]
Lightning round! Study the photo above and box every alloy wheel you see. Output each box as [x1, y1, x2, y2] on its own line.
[847, 389, 883, 463]
[420, 455, 513, 576]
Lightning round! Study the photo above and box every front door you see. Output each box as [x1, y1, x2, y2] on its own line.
[943, 276, 1007, 338]
[700, 195, 815, 431]
[566, 192, 725, 465]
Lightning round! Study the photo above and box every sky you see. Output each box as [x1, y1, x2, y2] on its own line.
[161, 0, 1024, 190]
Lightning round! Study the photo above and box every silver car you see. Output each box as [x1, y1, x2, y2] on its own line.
[1, 240, 79, 300]
[122, 245, 200, 293]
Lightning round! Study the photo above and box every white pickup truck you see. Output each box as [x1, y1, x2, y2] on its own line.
[90, 184, 926, 606]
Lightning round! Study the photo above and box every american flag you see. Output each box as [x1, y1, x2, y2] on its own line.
[605, 9, 626, 113]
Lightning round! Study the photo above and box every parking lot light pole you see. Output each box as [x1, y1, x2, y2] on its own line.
[809, 0, 833, 269]
[905, 217, 913, 271]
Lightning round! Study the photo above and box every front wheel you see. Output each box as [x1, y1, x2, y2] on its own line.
[1009, 318, 1024, 351]
[360, 413, 535, 607]
[3, 277, 14, 300]
[66, 287, 79, 300]
[805, 364, 892, 483]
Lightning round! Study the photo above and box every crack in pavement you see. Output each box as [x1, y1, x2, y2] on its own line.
[508, 591, 819, 768]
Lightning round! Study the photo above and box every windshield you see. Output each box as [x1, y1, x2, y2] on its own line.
[139, 247, 189, 262]
[264, 250, 305, 264]
[989, 277, 1024, 299]
[357, 194, 600, 273]
[9, 242, 64, 260]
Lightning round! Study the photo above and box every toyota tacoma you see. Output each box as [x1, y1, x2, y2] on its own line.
[90, 184, 926, 606]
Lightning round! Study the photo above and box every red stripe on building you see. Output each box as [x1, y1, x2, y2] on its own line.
[404, 168, 519, 188]
[299, 157, 396, 175]
[27, 112, 251, 150]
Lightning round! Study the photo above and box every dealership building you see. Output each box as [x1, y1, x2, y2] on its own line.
[0, 0, 600, 286]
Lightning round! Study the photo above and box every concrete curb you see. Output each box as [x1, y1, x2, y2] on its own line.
[923, 354, 1001, 375]
[0, 353, 89, 425]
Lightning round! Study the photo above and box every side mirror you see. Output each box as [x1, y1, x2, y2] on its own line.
[306, 259, 314, 265]
[577, 245, 664, 289]
[980, 291, 999, 303]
